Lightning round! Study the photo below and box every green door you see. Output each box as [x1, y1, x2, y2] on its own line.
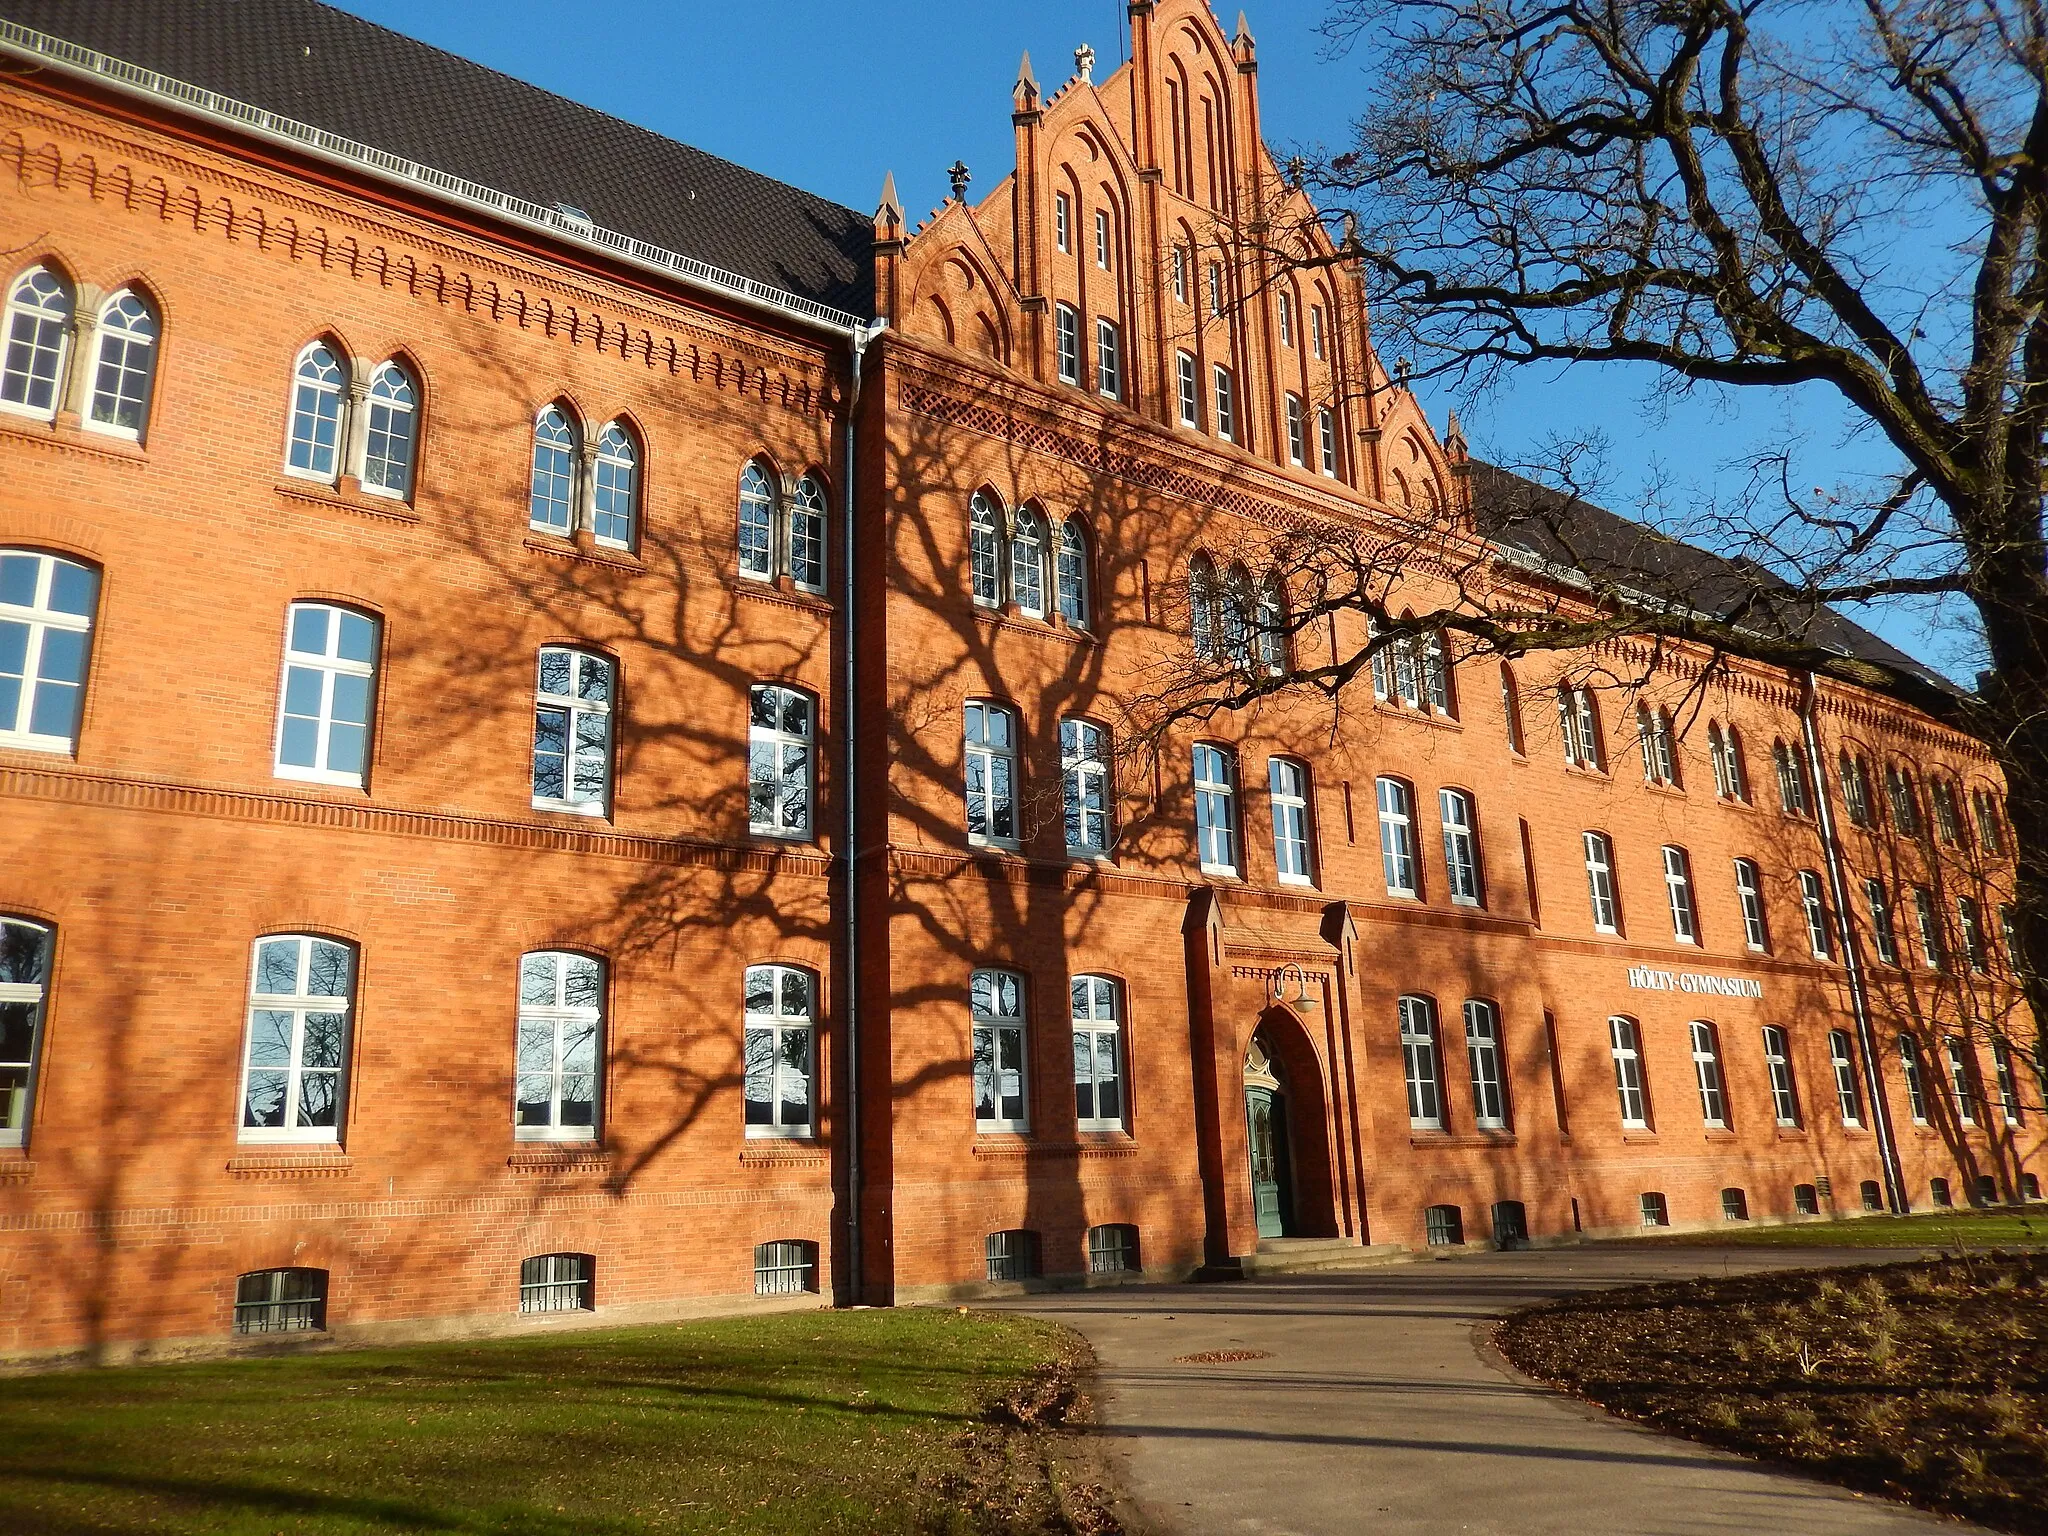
[1246, 1085, 1290, 1238]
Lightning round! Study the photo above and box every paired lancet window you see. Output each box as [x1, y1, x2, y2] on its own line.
[284, 342, 420, 500]
[1, 266, 163, 441]
[738, 459, 827, 592]
[528, 406, 642, 550]
[969, 491, 1091, 628]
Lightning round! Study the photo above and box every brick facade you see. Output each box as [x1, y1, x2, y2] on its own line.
[0, 0, 2038, 1358]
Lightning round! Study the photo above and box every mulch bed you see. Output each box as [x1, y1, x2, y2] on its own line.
[1496, 1253, 2048, 1534]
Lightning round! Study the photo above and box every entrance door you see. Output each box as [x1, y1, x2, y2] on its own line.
[1245, 1084, 1291, 1238]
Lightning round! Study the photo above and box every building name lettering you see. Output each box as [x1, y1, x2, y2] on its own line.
[1626, 965, 1764, 1000]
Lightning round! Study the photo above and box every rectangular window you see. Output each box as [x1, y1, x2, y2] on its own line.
[1663, 847, 1698, 943]
[1583, 832, 1618, 933]
[1640, 1192, 1669, 1227]
[1440, 789, 1482, 906]
[1094, 208, 1111, 269]
[965, 702, 1019, 848]
[1096, 318, 1122, 400]
[1054, 304, 1080, 384]
[1072, 975, 1123, 1130]
[1208, 262, 1224, 318]
[1378, 777, 1418, 897]
[1901, 1035, 1930, 1123]
[1176, 352, 1198, 426]
[1270, 758, 1313, 884]
[1945, 1037, 1976, 1125]
[274, 603, 378, 788]
[1958, 896, 1988, 972]
[1993, 1038, 2023, 1126]
[239, 935, 354, 1143]
[1914, 886, 1945, 970]
[744, 964, 815, 1138]
[1799, 870, 1832, 959]
[1734, 860, 1769, 951]
[748, 684, 813, 839]
[515, 950, 603, 1141]
[1310, 304, 1325, 357]
[1400, 995, 1443, 1129]
[1171, 245, 1187, 303]
[1285, 394, 1305, 465]
[0, 917, 53, 1148]
[0, 550, 98, 753]
[1061, 719, 1111, 856]
[234, 1269, 326, 1334]
[1690, 1021, 1727, 1127]
[1054, 193, 1070, 252]
[1213, 366, 1236, 441]
[532, 648, 614, 816]
[1465, 999, 1507, 1130]
[1194, 744, 1239, 875]
[971, 970, 1028, 1131]
[1867, 880, 1900, 965]
[1609, 1017, 1648, 1128]
[1763, 1025, 1800, 1127]
[1829, 1030, 1862, 1126]
[1278, 291, 1294, 346]
[519, 1253, 594, 1314]
[754, 1240, 819, 1295]
[985, 1228, 1040, 1282]
[1317, 407, 1337, 476]
[1088, 1223, 1139, 1274]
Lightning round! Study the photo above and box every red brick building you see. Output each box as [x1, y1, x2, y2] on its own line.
[0, 0, 2037, 1358]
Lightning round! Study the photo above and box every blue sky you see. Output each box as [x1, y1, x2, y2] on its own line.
[336, 0, 1960, 677]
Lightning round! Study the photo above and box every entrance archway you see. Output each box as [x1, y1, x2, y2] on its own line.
[1243, 1032, 1292, 1238]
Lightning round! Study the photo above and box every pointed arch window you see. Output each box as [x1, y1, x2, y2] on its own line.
[1189, 554, 1221, 659]
[1709, 723, 1747, 801]
[1056, 519, 1090, 628]
[1774, 740, 1812, 816]
[1221, 565, 1255, 668]
[1639, 705, 1678, 786]
[738, 460, 776, 580]
[86, 290, 158, 440]
[789, 471, 828, 592]
[592, 421, 638, 549]
[1500, 665, 1525, 755]
[1256, 574, 1287, 676]
[360, 361, 417, 499]
[1, 266, 72, 420]
[1010, 505, 1047, 617]
[286, 342, 346, 481]
[1559, 685, 1602, 770]
[530, 405, 579, 534]
[970, 491, 1005, 608]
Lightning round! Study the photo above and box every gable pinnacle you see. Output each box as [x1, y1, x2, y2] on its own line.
[1014, 51, 1040, 113]
[1074, 42, 1096, 84]
[948, 160, 971, 202]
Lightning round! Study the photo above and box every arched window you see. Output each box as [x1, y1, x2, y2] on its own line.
[532, 646, 615, 815]
[1256, 574, 1288, 676]
[971, 968, 1028, 1131]
[0, 917, 53, 1147]
[592, 420, 638, 549]
[1270, 757, 1314, 884]
[1316, 406, 1338, 476]
[1421, 631, 1454, 714]
[1716, 724, 1748, 801]
[0, 266, 72, 419]
[1662, 846, 1698, 943]
[239, 935, 356, 1142]
[274, 602, 378, 788]
[1284, 393, 1306, 465]
[744, 963, 816, 1138]
[969, 491, 1005, 607]
[1886, 763, 1920, 834]
[1774, 740, 1811, 815]
[1464, 999, 1507, 1130]
[86, 289, 158, 439]
[1838, 749, 1873, 826]
[286, 342, 346, 481]
[1762, 1025, 1800, 1127]
[515, 951, 603, 1140]
[1010, 505, 1047, 617]
[1830, 1030, 1863, 1126]
[1072, 974, 1124, 1130]
[748, 683, 814, 839]
[738, 459, 776, 579]
[1440, 789, 1481, 905]
[1189, 554, 1221, 658]
[1061, 718, 1111, 856]
[0, 548, 99, 752]
[1930, 777, 1963, 846]
[360, 360, 418, 498]
[1399, 995, 1443, 1129]
[789, 471, 828, 592]
[1691, 1022, 1727, 1128]
[1639, 706, 1678, 786]
[1193, 743, 1238, 875]
[1377, 777, 1418, 897]
[529, 405, 579, 534]
[1559, 685, 1602, 770]
[1900, 1033, 1929, 1123]
[1583, 832, 1619, 933]
[1056, 519, 1090, 628]
[1500, 665, 1524, 755]
[1392, 622, 1421, 706]
[1054, 302, 1080, 384]
[964, 700, 1019, 848]
[1734, 859, 1770, 951]
[1222, 565, 1254, 667]
[1608, 1016, 1648, 1128]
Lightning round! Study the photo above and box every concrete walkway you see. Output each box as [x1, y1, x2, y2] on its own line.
[1010, 1247, 1978, 1536]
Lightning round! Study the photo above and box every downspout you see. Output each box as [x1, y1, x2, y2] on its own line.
[840, 319, 881, 1302]
[1801, 672, 1908, 1214]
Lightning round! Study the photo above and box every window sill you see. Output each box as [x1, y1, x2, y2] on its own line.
[739, 1143, 827, 1168]
[274, 479, 420, 524]
[226, 1151, 352, 1178]
[532, 799, 609, 820]
[1409, 1130, 1518, 1150]
[273, 766, 368, 792]
[523, 534, 644, 573]
[0, 414, 149, 469]
[1774, 1126, 1809, 1141]
[733, 579, 834, 617]
[969, 606, 1096, 647]
[0, 732, 74, 757]
[507, 1146, 611, 1175]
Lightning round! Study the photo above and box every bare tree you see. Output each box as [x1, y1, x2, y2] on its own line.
[1154, 0, 2048, 1087]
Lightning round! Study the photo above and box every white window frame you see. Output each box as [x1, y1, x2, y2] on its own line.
[238, 935, 355, 1145]
[1945, 1036, 1977, 1125]
[1010, 505, 1048, 618]
[1958, 896, 1988, 973]
[1317, 406, 1337, 476]
[530, 405, 579, 535]
[1054, 304, 1081, 385]
[1277, 290, 1294, 347]
[738, 459, 776, 580]
[1284, 394, 1305, 465]
[1440, 789, 1481, 906]
[1993, 1038, 2022, 1127]
[969, 491, 1007, 607]
[591, 420, 638, 550]
[1583, 832, 1618, 934]
[1095, 318, 1122, 401]
[1310, 303, 1325, 358]
[1734, 859, 1769, 952]
[284, 341, 346, 484]
[1176, 351, 1198, 426]
[749, 683, 814, 840]
[1867, 879, 1900, 965]
[1901, 1034, 1930, 1124]
[1840, 751, 1872, 826]
[1609, 1016, 1648, 1129]
[515, 950, 604, 1142]
[531, 647, 614, 816]
[1213, 365, 1236, 441]
[0, 265, 72, 422]
[1400, 995, 1443, 1130]
[273, 602, 378, 789]
[1208, 261, 1224, 318]
[1062, 718, 1112, 857]
[1377, 777, 1418, 898]
[85, 289, 159, 441]
[0, 549, 98, 754]
[1270, 758, 1313, 885]
[1799, 870, 1832, 959]
[1776, 741, 1811, 816]
[1464, 999, 1507, 1130]
[358, 359, 418, 501]
[1829, 1029, 1863, 1127]
[1690, 1020, 1727, 1128]
[1762, 1025, 1800, 1127]
[787, 470, 827, 593]
[972, 968, 1029, 1132]
[1054, 193, 1071, 252]
[965, 701, 1020, 849]
[1932, 779, 1962, 846]
[1914, 886, 1945, 970]
[1055, 520, 1090, 628]
[1194, 743, 1240, 876]
[744, 963, 816, 1139]
[0, 916, 53, 1148]
[1663, 846, 1698, 944]
[1559, 686, 1601, 769]
[1094, 208, 1112, 270]
[1072, 974, 1124, 1131]
[1887, 764, 1919, 834]
[1171, 244, 1187, 302]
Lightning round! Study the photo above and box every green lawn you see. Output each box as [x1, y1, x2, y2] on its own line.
[1639, 1208, 2048, 1247]
[0, 1308, 1094, 1536]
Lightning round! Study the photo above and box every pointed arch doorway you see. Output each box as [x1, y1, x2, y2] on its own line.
[1243, 1031, 1293, 1239]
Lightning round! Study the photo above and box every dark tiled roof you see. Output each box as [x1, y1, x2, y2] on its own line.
[0, 0, 874, 318]
[1468, 460, 1957, 701]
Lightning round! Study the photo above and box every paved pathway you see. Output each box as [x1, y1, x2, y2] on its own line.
[1010, 1247, 1977, 1536]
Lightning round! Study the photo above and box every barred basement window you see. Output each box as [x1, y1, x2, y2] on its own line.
[1861, 1180, 1883, 1212]
[1721, 1188, 1749, 1221]
[1931, 1177, 1953, 1208]
[1491, 1201, 1529, 1248]
[1424, 1204, 1464, 1246]
[234, 1268, 326, 1334]
[1088, 1224, 1139, 1274]
[1639, 1192, 1669, 1227]
[1973, 1175, 1999, 1208]
[1794, 1183, 1819, 1216]
[986, 1229, 1040, 1283]
[519, 1253, 593, 1313]
[754, 1240, 819, 1295]
[2024, 1174, 2042, 1202]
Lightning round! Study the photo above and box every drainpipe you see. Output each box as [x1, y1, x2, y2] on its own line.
[840, 319, 881, 1303]
[1801, 671, 1908, 1214]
